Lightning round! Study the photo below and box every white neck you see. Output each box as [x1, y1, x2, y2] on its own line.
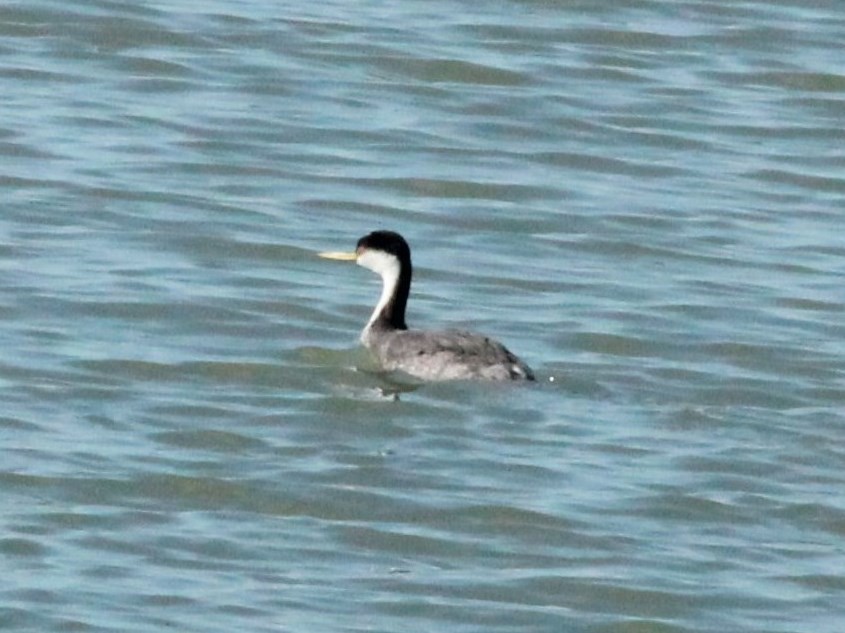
[357, 249, 401, 338]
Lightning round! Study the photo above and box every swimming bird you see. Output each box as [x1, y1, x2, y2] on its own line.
[319, 230, 534, 382]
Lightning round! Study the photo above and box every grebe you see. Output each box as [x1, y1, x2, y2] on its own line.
[319, 231, 534, 382]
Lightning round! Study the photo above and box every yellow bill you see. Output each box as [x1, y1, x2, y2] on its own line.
[318, 250, 358, 261]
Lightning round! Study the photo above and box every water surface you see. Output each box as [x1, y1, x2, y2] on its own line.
[2, 1, 844, 631]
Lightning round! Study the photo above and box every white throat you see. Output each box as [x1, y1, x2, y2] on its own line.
[357, 249, 401, 337]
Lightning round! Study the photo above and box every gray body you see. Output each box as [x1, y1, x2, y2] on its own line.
[362, 323, 534, 382]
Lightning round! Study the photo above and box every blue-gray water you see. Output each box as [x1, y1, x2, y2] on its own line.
[2, 1, 844, 631]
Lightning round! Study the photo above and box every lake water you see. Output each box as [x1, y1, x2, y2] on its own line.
[2, 1, 844, 631]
